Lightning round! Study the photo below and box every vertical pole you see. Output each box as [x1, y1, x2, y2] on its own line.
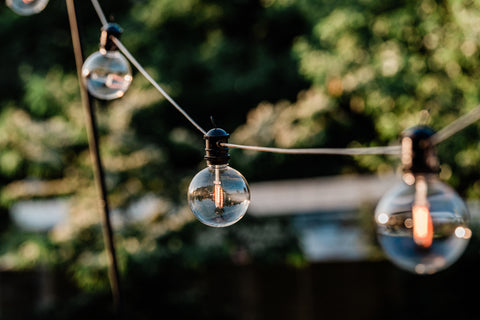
[65, 0, 123, 316]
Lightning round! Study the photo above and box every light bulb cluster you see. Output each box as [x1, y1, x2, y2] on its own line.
[375, 126, 471, 274]
[8, 2, 475, 275]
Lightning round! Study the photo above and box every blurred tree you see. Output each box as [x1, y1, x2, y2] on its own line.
[233, 0, 480, 193]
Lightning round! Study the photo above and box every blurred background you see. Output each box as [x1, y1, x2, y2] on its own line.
[1, 0, 480, 319]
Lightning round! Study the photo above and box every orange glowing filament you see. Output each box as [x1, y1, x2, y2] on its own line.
[23, 0, 34, 3]
[213, 166, 224, 214]
[214, 182, 224, 209]
[412, 175, 433, 248]
[412, 205, 433, 248]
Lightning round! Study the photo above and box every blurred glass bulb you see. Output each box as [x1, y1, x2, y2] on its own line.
[6, 0, 48, 16]
[188, 128, 250, 227]
[81, 23, 132, 100]
[375, 175, 470, 274]
[82, 51, 132, 100]
[375, 126, 471, 274]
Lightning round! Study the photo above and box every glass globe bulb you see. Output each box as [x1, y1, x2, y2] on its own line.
[188, 164, 250, 227]
[6, 0, 48, 16]
[81, 50, 132, 100]
[375, 174, 471, 274]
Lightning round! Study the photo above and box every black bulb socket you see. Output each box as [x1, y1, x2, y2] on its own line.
[401, 125, 439, 174]
[100, 23, 123, 52]
[204, 128, 230, 166]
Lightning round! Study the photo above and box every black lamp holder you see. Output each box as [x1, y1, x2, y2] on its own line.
[100, 23, 122, 52]
[401, 125, 440, 174]
[204, 128, 230, 166]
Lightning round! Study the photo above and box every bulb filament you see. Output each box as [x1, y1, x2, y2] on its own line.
[412, 205, 433, 248]
[214, 167, 224, 215]
[413, 176, 433, 248]
[106, 74, 126, 89]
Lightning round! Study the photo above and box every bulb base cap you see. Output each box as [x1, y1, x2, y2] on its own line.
[204, 128, 230, 165]
[401, 125, 439, 174]
[100, 23, 123, 52]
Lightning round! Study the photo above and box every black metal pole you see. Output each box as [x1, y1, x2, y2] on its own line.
[65, 0, 123, 316]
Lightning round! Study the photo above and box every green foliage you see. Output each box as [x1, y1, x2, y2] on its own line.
[234, 0, 480, 190]
[0, 228, 60, 269]
[123, 215, 303, 275]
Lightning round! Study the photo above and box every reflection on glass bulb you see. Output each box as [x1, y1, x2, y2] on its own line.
[81, 51, 132, 100]
[6, 0, 48, 15]
[375, 174, 471, 274]
[213, 166, 224, 214]
[188, 164, 250, 227]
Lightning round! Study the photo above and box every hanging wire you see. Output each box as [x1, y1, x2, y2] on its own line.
[221, 143, 401, 155]
[88, 0, 480, 156]
[431, 103, 480, 145]
[89, 0, 207, 135]
[87, 0, 400, 154]
[91, 0, 108, 26]
[112, 37, 208, 135]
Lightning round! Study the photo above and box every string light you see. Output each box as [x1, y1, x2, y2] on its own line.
[188, 125, 251, 227]
[6, 0, 48, 16]
[81, 23, 132, 100]
[375, 126, 471, 274]
[10, 0, 480, 274]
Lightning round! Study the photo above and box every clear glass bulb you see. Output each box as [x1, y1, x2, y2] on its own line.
[81, 50, 132, 100]
[375, 174, 471, 274]
[188, 164, 250, 227]
[6, 0, 48, 16]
